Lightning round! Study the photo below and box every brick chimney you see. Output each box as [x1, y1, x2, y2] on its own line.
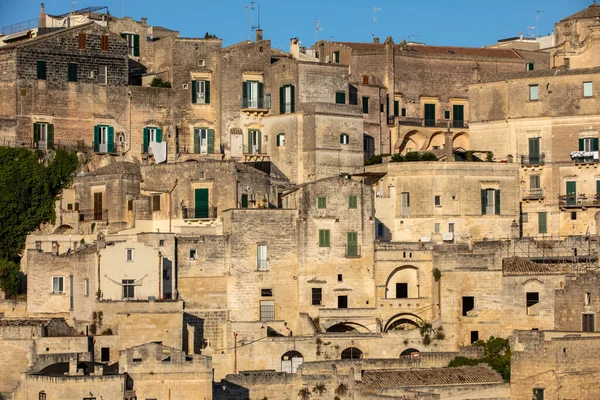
[373, 37, 380, 44]
[39, 3, 46, 29]
[255, 28, 263, 41]
[290, 38, 300, 59]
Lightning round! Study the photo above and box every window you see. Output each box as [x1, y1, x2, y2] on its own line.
[96, 64, 108, 85]
[481, 189, 500, 215]
[93, 125, 114, 153]
[276, 133, 285, 147]
[52, 277, 64, 294]
[33, 122, 54, 150]
[377, 222, 384, 237]
[319, 229, 330, 247]
[579, 137, 598, 152]
[349, 85, 358, 105]
[526, 292, 539, 315]
[340, 133, 350, 144]
[35, 241, 42, 250]
[348, 195, 358, 209]
[266, 93, 271, 109]
[470, 331, 479, 343]
[526, 62, 534, 71]
[242, 81, 264, 108]
[126, 248, 134, 262]
[78, 32, 87, 50]
[380, 103, 384, 113]
[529, 85, 539, 101]
[434, 195, 441, 207]
[84, 279, 89, 297]
[122, 279, 135, 299]
[246, 129, 262, 154]
[189, 249, 197, 259]
[192, 80, 211, 104]
[444, 110, 450, 119]
[101, 347, 110, 362]
[37, 60, 47, 80]
[453, 104, 465, 127]
[67, 63, 78, 82]
[396, 283, 408, 299]
[424, 103, 436, 126]
[332, 51, 339, 63]
[585, 292, 591, 306]
[401, 107, 406, 117]
[401, 192, 410, 215]
[362, 96, 369, 113]
[530, 175, 540, 189]
[533, 388, 544, 400]
[338, 274, 343, 282]
[100, 35, 109, 51]
[521, 213, 529, 223]
[159, 239, 165, 246]
[257, 244, 268, 271]
[571, 211, 577, 220]
[338, 295, 348, 309]
[149, 194, 160, 211]
[317, 197, 327, 209]
[393, 100, 399, 116]
[261, 288, 272, 297]
[128, 200, 133, 211]
[335, 91, 346, 104]
[583, 314, 595, 332]
[194, 128, 215, 154]
[462, 296, 474, 316]
[260, 300, 274, 321]
[538, 212, 548, 234]
[278, 84, 295, 113]
[584, 81, 593, 98]
[346, 231, 358, 257]
[434, 223, 440, 233]
[362, 75, 369, 84]
[311, 288, 322, 305]
[121, 33, 140, 56]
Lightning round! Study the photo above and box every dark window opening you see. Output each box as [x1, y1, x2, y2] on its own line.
[101, 347, 110, 362]
[396, 283, 408, 299]
[362, 96, 369, 114]
[401, 107, 406, 117]
[122, 280, 135, 299]
[261, 288, 273, 297]
[338, 274, 343, 282]
[470, 331, 479, 343]
[128, 199, 133, 211]
[341, 347, 362, 360]
[583, 314, 595, 332]
[338, 295, 348, 309]
[311, 288, 322, 306]
[462, 296, 474, 316]
[152, 195, 161, 211]
[349, 85, 358, 105]
[533, 388, 544, 400]
[189, 249, 197, 259]
[571, 211, 577, 220]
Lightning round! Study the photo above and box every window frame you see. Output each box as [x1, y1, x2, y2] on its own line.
[584, 81, 593, 98]
[257, 244, 268, 271]
[260, 300, 275, 321]
[98, 64, 107, 85]
[122, 279, 135, 300]
[152, 194, 161, 211]
[529, 84, 539, 101]
[340, 133, 350, 145]
[276, 133, 285, 147]
[261, 288, 273, 297]
[311, 287, 322, 306]
[126, 248, 134, 262]
[52, 276, 64, 294]
[434, 195, 442, 207]
[319, 229, 330, 247]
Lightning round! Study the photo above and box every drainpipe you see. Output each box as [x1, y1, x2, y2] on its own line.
[168, 179, 178, 233]
[122, 90, 133, 156]
[158, 251, 162, 300]
[234, 332, 238, 373]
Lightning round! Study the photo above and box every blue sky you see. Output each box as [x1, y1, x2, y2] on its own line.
[0, 0, 591, 50]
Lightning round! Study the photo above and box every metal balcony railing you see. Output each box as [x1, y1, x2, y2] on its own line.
[243, 145, 267, 155]
[522, 188, 545, 200]
[395, 117, 469, 129]
[55, 140, 89, 152]
[521, 154, 545, 166]
[182, 206, 217, 219]
[241, 97, 266, 109]
[345, 244, 361, 258]
[558, 194, 600, 208]
[78, 209, 108, 222]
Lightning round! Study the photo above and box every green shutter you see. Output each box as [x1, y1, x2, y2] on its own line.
[394, 100, 399, 116]
[319, 229, 330, 247]
[68, 64, 77, 82]
[538, 212, 547, 234]
[597, 180, 600, 195]
[257, 131, 262, 153]
[47, 124, 54, 149]
[143, 127, 149, 153]
[290, 85, 295, 112]
[194, 188, 209, 218]
[193, 129, 200, 153]
[241, 194, 249, 208]
[579, 138, 585, 151]
[276, 134, 281, 147]
[349, 195, 357, 209]
[495, 189, 501, 215]
[336, 92, 345, 104]
[362, 97, 369, 113]
[205, 81, 210, 104]
[133, 34, 140, 56]
[207, 129, 215, 154]
[191, 80, 197, 103]
[242, 82, 248, 108]
[347, 232, 357, 256]
[258, 82, 264, 108]
[155, 128, 162, 143]
[33, 123, 39, 145]
[594, 138, 599, 152]
[37, 61, 46, 80]
[279, 86, 285, 114]
[340, 134, 344, 144]
[247, 130, 252, 153]
[120, 33, 126, 39]
[93, 125, 100, 152]
[107, 126, 115, 153]
[481, 189, 487, 215]
[318, 197, 326, 208]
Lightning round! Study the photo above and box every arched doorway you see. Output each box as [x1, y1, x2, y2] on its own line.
[325, 322, 371, 333]
[341, 347, 363, 360]
[400, 348, 420, 358]
[384, 313, 424, 332]
[281, 351, 303, 373]
[399, 131, 425, 154]
[385, 266, 419, 299]
[452, 132, 470, 150]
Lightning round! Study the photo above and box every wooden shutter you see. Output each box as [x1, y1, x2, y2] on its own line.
[257, 131, 262, 153]
[191, 80, 197, 103]
[205, 81, 210, 104]
[133, 34, 140, 56]
[279, 86, 285, 113]
[37, 61, 46, 80]
[495, 190, 501, 215]
[579, 138, 584, 151]
[101, 35, 109, 51]
[78, 32, 87, 50]
[33, 123, 39, 145]
[143, 128, 149, 152]
[193, 129, 200, 153]
[242, 82, 248, 108]
[107, 126, 115, 153]
[47, 124, 54, 149]
[207, 129, 215, 154]
[290, 85, 295, 112]
[538, 212, 547, 234]
[258, 82, 264, 108]
[594, 138, 599, 152]
[155, 128, 162, 143]
[93, 126, 100, 152]
[481, 189, 487, 215]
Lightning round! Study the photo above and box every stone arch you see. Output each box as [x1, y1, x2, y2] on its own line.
[452, 132, 470, 150]
[398, 130, 425, 154]
[384, 313, 424, 332]
[281, 350, 303, 373]
[341, 347, 363, 360]
[400, 348, 420, 357]
[385, 266, 419, 299]
[425, 131, 446, 151]
[325, 322, 371, 333]
[53, 224, 74, 234]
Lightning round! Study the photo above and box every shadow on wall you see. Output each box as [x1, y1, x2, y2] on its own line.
[213, 381, 250, 400]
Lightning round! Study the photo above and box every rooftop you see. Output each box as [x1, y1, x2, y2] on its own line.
[478, 66, 600, 83]
[82, 161, 141, 178]
[561, 3, 600, 21]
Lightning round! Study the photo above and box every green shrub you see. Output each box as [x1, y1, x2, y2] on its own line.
[0, 258, 20, 298]
[448, 336, 512, 381]
[150, 77, 172, 88]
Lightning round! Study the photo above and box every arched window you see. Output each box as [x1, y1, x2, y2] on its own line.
[386, 266, 419, 299]
[281, 350, 303, 373]
[340, 133, 350, 145]
[39, 392, 46, 400]
[400, 348, 420, 358]
[341, 347, 363, 360]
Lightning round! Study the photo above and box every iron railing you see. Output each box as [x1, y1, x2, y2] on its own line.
[241, 97, 266, 109]
[78, 209, 108, 222]
[55, 139, 89, 152]
[572, 154, 600, 164]
[522, 188, 545, 200]
[243, 145, 267, 155]
[558, 194, 600, 208]
[182, 207, 217, 219]
[521, 154, 545, 166]
[395, 117, 469, 129]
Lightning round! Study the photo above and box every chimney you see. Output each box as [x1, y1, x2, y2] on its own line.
[255, 28, 263, 41]
[186, 323, 195, 354]
[519, 32, 523, 40]
[141, 17, 147, 27]
[290, 38, 300, 59]
[39, 3, 46, 29]
[373, 37, 380, 44]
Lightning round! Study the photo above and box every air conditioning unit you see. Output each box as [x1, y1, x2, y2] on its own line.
[88, 71, 95, 79]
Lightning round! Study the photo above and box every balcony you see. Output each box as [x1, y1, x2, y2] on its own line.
[241, 98, 269, 115]
[395, 117, 469, 129]
[78, 209, 108, 222]
[558, 194, 600, 209]
[522, 188, 545, 200]
[345, 244, 361, 258]
[521, 154, 545, 167]
[182, 206, 217, 219]
[570, 151, 600, 164]
[243, 145, 267, 156]
[55, 139, 89, 152]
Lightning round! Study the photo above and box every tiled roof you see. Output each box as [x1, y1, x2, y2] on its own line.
[85, 162, 141, 177]
[357, 366, 503, 389]
[561, 4, 600, 21]
[479, 66, 600, 83]
[503, 257, 553, 275]
[334, 42, 522, 59]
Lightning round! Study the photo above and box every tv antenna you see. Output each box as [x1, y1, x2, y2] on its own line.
[72, 0, 76, 12]
[536, 10, 543, 38]
[315, 18, 322, 43]
[372, 6, 381, 38]
[245, 1, 258, 41]
[122, 0, 125, 17]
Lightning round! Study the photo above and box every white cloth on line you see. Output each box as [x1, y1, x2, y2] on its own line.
[150, 141, 167, 164]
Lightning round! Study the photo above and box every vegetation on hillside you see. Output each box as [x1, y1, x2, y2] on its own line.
[364, 152, 438, 166]
[0, 148, 78, 297]
[448, 336, 512, 381]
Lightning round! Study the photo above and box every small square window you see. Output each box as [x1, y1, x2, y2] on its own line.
[67, 203, 73, 210]
[462, 296, 474, 316]
[434, 195, 441, 207]
[338, 274, 343, 282]
[35, 241, 42, 250]
[401, 108, 406, 117]
[198, 59, 206, 66]
[529, 85, 539, 101]
[571, 211, 577, 220]
[317, 197, 327, 209]
[159, 240, 165, 246]
[340, 133, 350, 145]
[335, 92, 346, 104]
[451, 195, 457, 201]
[521, 213, 529, 223]
[444, 110, 450, 119]
[261, 288, 272, 297]
[584, 81, 593, 98]
[126, 248, 134, 262]
[526, 63, 534, 71]
[189, 249, 197, 259]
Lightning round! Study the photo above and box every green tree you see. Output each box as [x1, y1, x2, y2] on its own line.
[448, 336, 512, 381]
[0, 258, 20, 298]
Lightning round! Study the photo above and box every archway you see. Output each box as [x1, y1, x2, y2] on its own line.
[53, 224, 74, 234]
[426, 132, 445, 151]
[281, 351, 303, 373]
[341, 347, 363, 360]
[400, 348, 420, 358]
[325, 322, 371, 333]
[384, 313, 424, 333]
[385, 266, 419, 299]
[398, 131, 425, 154]
[452, 132, 470, 150]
